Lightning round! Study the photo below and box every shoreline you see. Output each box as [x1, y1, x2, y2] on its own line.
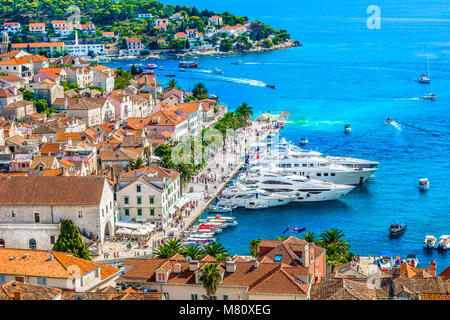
[97, 39, 301, 62]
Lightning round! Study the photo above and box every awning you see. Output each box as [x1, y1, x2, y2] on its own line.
[135, 217, 147, 222]
[116, 228, 132, 235]
[174, 197, 190, 209]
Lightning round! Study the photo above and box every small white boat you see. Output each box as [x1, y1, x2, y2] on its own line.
[406, 254, 419, 267]
[214, 68, 223, 74]
[245, 202, 268, 210]
[438, 235, 450, 251]
[209, 205, 233, 213]
[158, 66, 164, 70]
[424, 235, 437, 249]
[299, 138, 309, 146]
[377, 251, 393, 271]
[419, 178, 430, 190]
[417, 74, 431, 84]
[385, 118, 402, 130]
[344, 124, 351, 133]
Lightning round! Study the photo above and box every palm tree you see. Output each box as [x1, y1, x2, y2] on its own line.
[166, 79, 179, 90]
[301, 232, 317, 244]
[181, 244, 206, 260]
[318, 229, 349, 248]
[165, 237, 182, 254]
[129, 156, 144, 170]
[249, 239, 260, 259]
[199, 263, 222, 300]
[214, 253, 230, 261]
[236, 103, 253, 121]
[204, 242, 228, 258]
[154, 243, 175, 259]
[192, 82, 208, 98]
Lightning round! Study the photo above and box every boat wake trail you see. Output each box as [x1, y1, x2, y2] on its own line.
[393, 98, 422, 101]
[213, 75, 267, 87]
[396, 122, 442, 137]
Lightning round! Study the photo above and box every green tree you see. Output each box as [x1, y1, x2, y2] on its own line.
[204, 242, 228, 258]
[52, 219, 91, 260]
[219, 38, 233, 52]
[181, 244, 205, 260]
[129, 156, 144, 170]
[199, 263, 222, 300]
[192, 82, 208, 98]
[166, 79, 179, 90]
[249, 239, 260, 258]
[130, 64, 138, 76]
[301, 232, 317, 244]
[235, 102, 253, 121]
[22, 90, 35, 102]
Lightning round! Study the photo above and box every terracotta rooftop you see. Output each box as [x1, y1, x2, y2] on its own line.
[0, 176, 108, 205]
[0, 281, 62, 300]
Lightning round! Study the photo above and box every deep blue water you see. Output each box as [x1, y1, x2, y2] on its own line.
[107, 0, 450, 273]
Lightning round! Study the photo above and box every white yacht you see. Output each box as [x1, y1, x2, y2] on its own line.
[249, 153, 376, 185]
[219, 183, 295, 208]
[424, 235, 437, 249]
[249, 138, 379, 169]
[238, 169, 355, 202]
[438, 235, 450, 251]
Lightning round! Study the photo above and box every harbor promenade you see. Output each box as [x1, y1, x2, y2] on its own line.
[94, 119, 275, 263]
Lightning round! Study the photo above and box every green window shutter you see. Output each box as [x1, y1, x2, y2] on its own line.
[125, 209, 129, 216]
[150, 209, 154, 216]
[137, 209, 142, 216]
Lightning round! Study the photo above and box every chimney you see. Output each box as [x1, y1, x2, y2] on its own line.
[303, 243, 310, 267]
[189, 260, 199, 272]
[225, 261, 236, 273]
[64, 97, 68, 109]
[429, 259, 437, 277]
[253, 259, 259, 269]
[13, 291, 22, 300]
[173, 263, 181, 273]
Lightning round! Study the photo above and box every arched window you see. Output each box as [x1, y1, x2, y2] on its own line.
[0, 239, 5, 248]
[29, 239, 36, 250]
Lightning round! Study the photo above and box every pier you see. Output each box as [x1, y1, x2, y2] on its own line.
[95, 115, 282, 263]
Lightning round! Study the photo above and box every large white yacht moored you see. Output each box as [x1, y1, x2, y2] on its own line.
[249, 138, 379, 169]
[238, 169, 355, 202]
[218, 183, 295, 208]
[248, 153, 376, 185]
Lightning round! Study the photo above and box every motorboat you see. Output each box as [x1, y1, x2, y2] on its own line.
[389, 223, 407, 236]
[438, 235, 450, 251]
[238, 171, 355, 202]
[300, 138, 308, 146]
[158, 66, 164, 70]
[254, 138, 379, 169]
[214, 68, 223, 74]
[219, 183, 295, 208]
[266, 84, 275, 89]
[424, 235, 437, 249]
[423, 93, 437, 101]
[419, 178, 430, 190]
[165, 73, 176, 77]
[231, 60, 242, 65]
[385, 117, 402, 130]
[344, 124, 351, 133]
[245, 202, 268, 210]
[179, 60, 198, 68]
[377, 251, 393, 271]
[417, 74, 431, 84]
[406, 254, 419, 267]
[145, 63, 157, 69]
[248, 154, 377, 185]
[208, 205, 233, 213]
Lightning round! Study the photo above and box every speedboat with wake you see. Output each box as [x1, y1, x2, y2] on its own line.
[422, 93, 437, 101]
[214, 68, 223, 74]
[385, 117, 402, 130]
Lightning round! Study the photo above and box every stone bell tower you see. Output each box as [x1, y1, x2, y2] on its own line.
[1, 32, 10, 54]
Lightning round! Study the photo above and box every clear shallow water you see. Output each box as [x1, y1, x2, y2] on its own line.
[107, 0, 450, 272]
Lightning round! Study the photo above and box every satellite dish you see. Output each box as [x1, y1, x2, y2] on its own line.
[226, 256, 232, 262]
[186, 256, 192, 262]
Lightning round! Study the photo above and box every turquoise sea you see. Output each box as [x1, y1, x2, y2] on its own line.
[107, 0, 450, 273]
